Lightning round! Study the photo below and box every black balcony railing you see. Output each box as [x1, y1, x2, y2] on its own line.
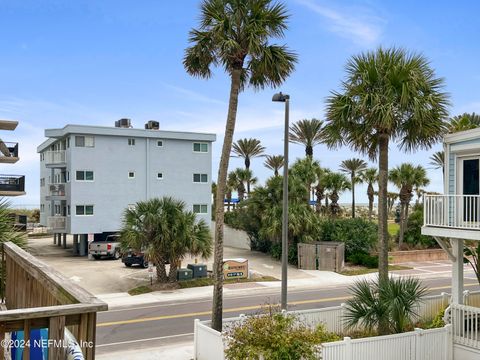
[0, 142, 18, 158]
[0, 175, 25, 192]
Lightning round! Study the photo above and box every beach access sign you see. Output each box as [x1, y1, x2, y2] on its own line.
[223, 258, 248, 279]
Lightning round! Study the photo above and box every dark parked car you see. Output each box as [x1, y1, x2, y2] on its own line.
[122, 249, 149, 268]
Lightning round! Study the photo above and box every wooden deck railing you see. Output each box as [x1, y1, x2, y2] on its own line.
[0, 242, 108, 360]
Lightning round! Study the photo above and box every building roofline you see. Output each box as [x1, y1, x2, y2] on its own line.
[444, 127, 480, 144]
[37, 124, 216, 152]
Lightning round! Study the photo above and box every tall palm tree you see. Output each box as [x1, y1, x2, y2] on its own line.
[232, 138, 265, 194]
[429, 151, 444, 174]
[323, 48, 449, 290]
[389, 164, 430, 248]
[290, 157, 321, 202]
[120, 197, 212, 283]
[448, 112, 480, 133]
[323, 172, 351, 217]
[314, 167, 330, 214]
[339, 158, 367, 218]
[184, 0, 296, 331]
[264, 155, 284, 177]
[289, 119, 324, 157]
[387, 192, 399, 214]
[361, 168, 378, 220]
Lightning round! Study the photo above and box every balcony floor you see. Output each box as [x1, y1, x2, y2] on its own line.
[422, 225, 480, 241]
[0, 191, 26, 197]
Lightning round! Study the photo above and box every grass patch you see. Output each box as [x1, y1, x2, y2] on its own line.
[340, 264, 412, 276]
[128, 276, 278, 295]
[388, 222, 400, 237]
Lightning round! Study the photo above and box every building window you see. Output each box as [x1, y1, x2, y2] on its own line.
[193, 142, 208, 153]
[128, 138, 135, 146]
[40, 204, 44, 212]
[66, 137, 70, 148]
[157, 140, 163, 147]
[76, 170, 94, 181]
[40, 178, 45, 187]
[157, 173, 163, 180]
[67, 205, 70, 216]
[128, 171, 135, 179]
[76, 205, 94, 216]
[66, 171, 70, 182]
[193, 204, 208, 214]
[193, 173, 208, 183]
[75, 135, 94, 147]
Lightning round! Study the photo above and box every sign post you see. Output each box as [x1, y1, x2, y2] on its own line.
[148, 263, 154, 285]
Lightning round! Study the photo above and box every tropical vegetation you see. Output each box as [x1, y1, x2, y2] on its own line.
[289, 118, 324, 157]
[119, 197, 212, 283]
[339, 158, 367, 218]
[184, 0, 297, 331]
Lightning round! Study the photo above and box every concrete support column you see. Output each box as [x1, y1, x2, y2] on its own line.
[79, 234, 87, 256]
[73, 234, 79, 256]
[451, 238, 464, 304]
[62, 233, 67, 249]
[53, 233, 56, 245]
[57, 233, 62, 247]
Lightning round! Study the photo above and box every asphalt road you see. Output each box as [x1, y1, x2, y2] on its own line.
[95, 277, 480, 354]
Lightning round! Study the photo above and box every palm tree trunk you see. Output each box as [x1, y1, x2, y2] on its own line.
[156, 263, 168, 283]
[378, 134, 390, 335]
[351, 174, 355, 218]
[399, 202, 410, 248]
[212, 68, 241, 332]
[368, 184, 374, 220]
[168, 260, 179, 283]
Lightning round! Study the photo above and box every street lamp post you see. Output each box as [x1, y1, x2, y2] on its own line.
[272, 92, 289, 310]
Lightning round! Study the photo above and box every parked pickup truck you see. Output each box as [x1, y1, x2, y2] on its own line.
[89, 234, 122, 260]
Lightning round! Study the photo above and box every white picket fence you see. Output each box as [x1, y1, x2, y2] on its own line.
[448, 303, 480, 349]
[323, 326, 451, 360]
[194, 291, 480, 360]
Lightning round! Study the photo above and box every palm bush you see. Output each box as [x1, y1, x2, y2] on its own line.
[0, 199, 26, 248]
[344, 277, 427, 335]
[120, 197, 212, 283]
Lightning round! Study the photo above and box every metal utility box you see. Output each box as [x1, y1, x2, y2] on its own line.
[176, 268, 193, 281]
[297, 242, 345, 272]
[187, 264, 207, 278]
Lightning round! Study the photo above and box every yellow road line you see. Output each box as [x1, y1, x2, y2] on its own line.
[97, 283, 479, 328]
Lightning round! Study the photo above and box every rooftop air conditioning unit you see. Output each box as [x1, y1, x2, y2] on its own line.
[115, 118, 132, 128]
[145, 120, 160, 130]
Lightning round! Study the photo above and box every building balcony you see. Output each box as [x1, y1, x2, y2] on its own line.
[48, 216, 67, 232]
[422, 194, 480, 240]
[0, 174, 25, 196]
[46, 182, 66, 200]
[44, 150, 66, 167]
[0, 142, 19, 163]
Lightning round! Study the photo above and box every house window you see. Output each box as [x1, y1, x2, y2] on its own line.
[76, 170, 94, 181]
[193, 142, 208, 152]
[75, 136, 94, 147]
[193, 173, 208, 183]
[128, 138, 135, 146]
[76, 205, 94, 216]
[40, 204, 44, 212]
[157, 173, 163, 180]
[40, 178, 45, 187]
[128, 171, 135, 179]
[193, 204, 208, 214]
[157, 140, 163, 147]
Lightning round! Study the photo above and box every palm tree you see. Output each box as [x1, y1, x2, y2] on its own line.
[322, 48, 449, 289]
[264, 155, 284, 177]
[339, 158, 367, 218]
[344, 277, 427, 335]
[232, 138, 265, 194]
[184, 0, 297, 331]
[361, 168, 378, 220]
[429, 151, 444, 174]
[290, 157, 321, 202]
[387, 192, 399, 214]
[0, 199, 26, 248]
[226, 173, 237, 211]
[323, 172, 351, 216]
[120, 197, 212, 283]
[314, 167, 330, 214]
[449, 112, 480, 133]
[389, 164, 430, 248]
[289, 119, 324, 157]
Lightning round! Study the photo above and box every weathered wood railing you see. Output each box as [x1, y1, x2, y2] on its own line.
[0, 242, 108, 360]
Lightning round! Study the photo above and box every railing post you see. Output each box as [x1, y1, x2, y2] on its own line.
[194, 319, 199, 360]
[414, 328, 423, 360]
[344, 337, 352, 360]
[463, 290, 470, 305]
[444, 324, 453, 360]
[85, 312, 97, 360]
[48, 315, 66, 360]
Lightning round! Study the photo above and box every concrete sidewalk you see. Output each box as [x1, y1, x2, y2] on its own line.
[97, 342, 193, 360]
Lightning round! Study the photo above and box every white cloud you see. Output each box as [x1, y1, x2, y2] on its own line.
[295, 0, 385, 46]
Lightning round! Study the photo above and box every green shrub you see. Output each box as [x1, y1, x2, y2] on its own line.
[403, 206, 437, 248]
[425, 308, 446, 329]
[319, 218, 377, 257]
[347, 253, 379, 268]
[224, 306, 340, 360]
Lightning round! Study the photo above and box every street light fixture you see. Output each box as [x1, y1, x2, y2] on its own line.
[272, 92, 289, 311]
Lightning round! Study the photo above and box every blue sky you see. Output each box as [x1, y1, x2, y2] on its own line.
[1, 0, 479, 207]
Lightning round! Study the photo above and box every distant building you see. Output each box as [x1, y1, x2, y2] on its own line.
[37, 119, 215, 255]
[0, 120, 25, 197]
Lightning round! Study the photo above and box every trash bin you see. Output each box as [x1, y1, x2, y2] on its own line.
[176, 268, 193, 281]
